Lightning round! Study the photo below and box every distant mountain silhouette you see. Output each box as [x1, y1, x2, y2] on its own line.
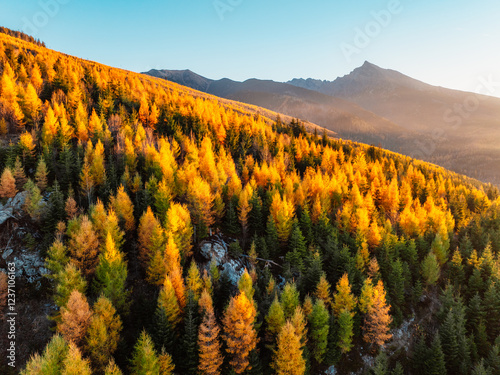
[145, 63, 500, 185]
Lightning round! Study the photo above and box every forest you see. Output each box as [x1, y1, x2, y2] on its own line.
[0, 29, 500, 375]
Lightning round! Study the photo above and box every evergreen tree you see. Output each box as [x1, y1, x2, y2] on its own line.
[265, 295, 285, 349]
[57, 290, 92, 348]
[280, 282, 300, 320]
[422, 252, 440, 286]
[427, 334, 447, 375]
[337, 309, 354, 354]
[286, 219, 307, 272]
[308, 300, 329, 364]
[440, 309, 459, 374]
[179, 293, 199, 374]
[94, 232, 129, 313]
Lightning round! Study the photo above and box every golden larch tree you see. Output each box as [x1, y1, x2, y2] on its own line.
[363, 280, 392, 347]
[85, 296, 122, 372]
[332, 273, 357, 317]
[68, 215, 100, 277]
[272, 321, 306, 375]
[198, 303, 224, 375]
[57, 290, 92, 347]
[0, 167, 17, 198]
[110, 185, 135, 233]
[222, 292, 258, 374]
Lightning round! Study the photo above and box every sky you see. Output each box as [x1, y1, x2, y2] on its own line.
[1, 0, 500, 96]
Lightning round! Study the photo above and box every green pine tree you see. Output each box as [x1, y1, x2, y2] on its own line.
[308, 300, 329, 364]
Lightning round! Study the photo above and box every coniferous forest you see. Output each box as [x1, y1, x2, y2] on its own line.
[0, 29, 500, 375]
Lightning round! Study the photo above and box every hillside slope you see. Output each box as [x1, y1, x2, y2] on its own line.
[1, 29, 499, 375]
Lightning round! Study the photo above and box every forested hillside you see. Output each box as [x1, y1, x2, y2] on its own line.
[0, 30, 500, 375]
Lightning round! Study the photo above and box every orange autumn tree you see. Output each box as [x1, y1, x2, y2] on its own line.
[0, 167, 17, 198]
[363, 280, 392, 347]
[222, 292, 258, 374]
[198, 292, 224, 375]
[57, 290, 92, 348]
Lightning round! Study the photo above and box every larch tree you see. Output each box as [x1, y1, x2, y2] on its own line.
[157, 275, 182, 327]
[269, 193, 295, 243]
[61, 341, 92, 375]
[272, 321, 306, 375]
[35, 157, 48, 192]
[170, 265, 187, 310]
[222, 292, 258, 374]
[186, 261, 204, 302]
[130, 330, 160, 375]
[358, 277, 375, 315]
[165, 202, 193, 260]
[198, 303, 224, 375]
[187, 175, 214, 240]
[13, 156, 27, 190]
[110, 185, 135, 233]
[265, 296, 286, 348]
[21, 334, 68, 375]
[104, 359, 123, 375]
[280, 282, 300, 320]
[363, 280, 392, 348]
[238, 268, 255, 302]
[159, 349, 175, 375]
[138, 206, 164, 269]
[67, 215, 100, 277]
[94, 232, 129, 313]
[315, 274, 333, 310]
[332, 273, 357, 317]
[54, 263, 87, 309]
[85, 296, 122, 372]
[57, 290, 92, 348]
[291, 306, 308, 351]
[0, 167, 17, 198]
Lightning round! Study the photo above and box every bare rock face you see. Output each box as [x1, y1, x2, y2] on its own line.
[0, 191, 46, 285]
[198, 234, 246, 286]
[0, 191, 28, 225]
[199, 237, 227, 266]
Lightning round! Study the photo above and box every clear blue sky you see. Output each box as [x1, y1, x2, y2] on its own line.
[1, 0, 500, 96]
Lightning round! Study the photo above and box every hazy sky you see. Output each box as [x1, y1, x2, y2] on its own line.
[1, 0, 500, 96]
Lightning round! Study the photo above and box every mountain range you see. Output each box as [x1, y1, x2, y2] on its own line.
[145, 62, 500, 186]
